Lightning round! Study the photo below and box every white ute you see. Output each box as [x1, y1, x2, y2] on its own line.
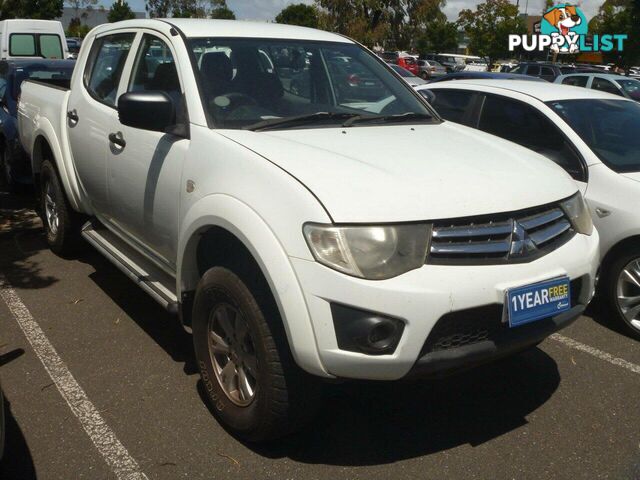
[18, 19, 599, 441]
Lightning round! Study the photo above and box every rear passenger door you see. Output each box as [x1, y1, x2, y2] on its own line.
[68, 31, 136, 218]
[428, 89, 479, 126]
[476, 93, 587, 191]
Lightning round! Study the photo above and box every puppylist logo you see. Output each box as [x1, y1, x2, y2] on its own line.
[509, 4, 627, 54]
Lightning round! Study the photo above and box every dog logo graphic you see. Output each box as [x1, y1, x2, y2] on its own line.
[541, 4, 588, 53]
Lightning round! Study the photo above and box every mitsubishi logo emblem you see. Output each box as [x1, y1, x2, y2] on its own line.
[509, 220, 537, 257]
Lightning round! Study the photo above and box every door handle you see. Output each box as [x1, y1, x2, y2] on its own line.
[67, 109, 79, 122]
[108, 132, 126, 148]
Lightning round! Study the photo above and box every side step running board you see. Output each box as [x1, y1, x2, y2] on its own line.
[81, 221, 179, 314]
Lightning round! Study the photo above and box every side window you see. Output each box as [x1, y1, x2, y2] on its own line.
[478, 95, 585, 181]
[592, 77, 623, 96]
[526, 65, 541, 76]
[429, 89, 475, 124]
[540, 66, 555, 79]
[84, 33, 135, 108]
[562, 76, 588, 87]
[10, 34, 36, 56]
[129, 34, 180, 100]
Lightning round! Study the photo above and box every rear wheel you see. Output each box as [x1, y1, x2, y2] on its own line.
[40, 160, 82, 255]
[604, 250, 640, 338]
[420, 72, 429, 80]
[193, 266, 321, 442]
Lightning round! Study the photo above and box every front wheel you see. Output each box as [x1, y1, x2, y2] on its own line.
[420, 72, 429, 80]
[604, 250, 640, 338]
[192, 266, 321, 442]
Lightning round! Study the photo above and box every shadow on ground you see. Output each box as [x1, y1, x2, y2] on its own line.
[244, 348, 560, 466]
[0, 189, 57, 291]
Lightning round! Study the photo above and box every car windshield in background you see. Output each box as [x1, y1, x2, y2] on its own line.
[618, 79, 640, 101]
[548, 99, 640, 173]
[188, 38, 433, 130]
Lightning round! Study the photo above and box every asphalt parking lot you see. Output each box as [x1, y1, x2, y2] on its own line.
[1, 189, 639, 480]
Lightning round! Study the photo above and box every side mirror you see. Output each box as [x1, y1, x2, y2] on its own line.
[117, 91, 176, 133]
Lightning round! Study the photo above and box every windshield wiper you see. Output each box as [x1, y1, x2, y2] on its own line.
[342, 112, 433, 127]
[244, 112, 359, 131]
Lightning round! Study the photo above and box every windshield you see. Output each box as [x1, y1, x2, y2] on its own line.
[618, 79, 640, 101]
[547, 99, 640, 173]
[188, 38, 432, 130]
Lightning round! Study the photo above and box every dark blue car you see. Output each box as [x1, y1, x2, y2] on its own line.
[0, 59, 75, 190]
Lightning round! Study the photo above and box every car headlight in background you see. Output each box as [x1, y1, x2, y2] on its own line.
[561, 192, 593, 235]
[303, 223, 431, 280]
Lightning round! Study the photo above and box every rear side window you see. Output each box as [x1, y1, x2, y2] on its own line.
[478, 94, 585, 181]
[526, 65, 540, 76]
[562, 76, 588, 87]
[541, 66, 555, 78]
[85, 33, 135, 108]
[591, 77, 623, 96]
[429, 89, 475, 124]
[39, 34, 63, 59]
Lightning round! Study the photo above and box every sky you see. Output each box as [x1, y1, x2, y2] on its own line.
[116, 0, 602, 23]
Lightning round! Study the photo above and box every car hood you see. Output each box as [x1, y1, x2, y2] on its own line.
[220, 122, 578, 223]
[622, 171, 640, 182]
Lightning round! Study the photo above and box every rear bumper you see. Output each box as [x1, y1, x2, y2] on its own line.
[405, 305, 583, 378]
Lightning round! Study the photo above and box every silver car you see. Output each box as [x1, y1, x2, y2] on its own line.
[555, 73, 640, 102]
[417, 59, 447, 80]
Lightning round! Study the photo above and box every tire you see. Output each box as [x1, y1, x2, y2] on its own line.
[40, 160, 82, 255]
[420, 72, 429, 80]
[603, 249, 640, 339]
[193, 266, 321, 442]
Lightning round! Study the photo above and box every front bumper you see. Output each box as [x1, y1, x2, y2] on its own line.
[289, 229, 599, 380]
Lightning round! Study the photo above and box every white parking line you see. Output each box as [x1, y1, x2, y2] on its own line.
[550, 333, 640, 375]
[0, 276, 148, 480]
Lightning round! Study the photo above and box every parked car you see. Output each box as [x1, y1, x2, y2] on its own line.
[19, 19, 598, 441]
[423, 79, 640, 337]
[417, 59, 446, 79]
[424, 71, 546, 84]
[66, 37, 81, 59]
[388, 64, 427, 87]
[508, 63, 560, 81]
[0, 59, 75, 191]
[555, 73, 640, 102]
[422, 53, 465, 73]
[397, 55, 419, 76]
[0, 59, 75, 189]
[0, 20, 68, 60]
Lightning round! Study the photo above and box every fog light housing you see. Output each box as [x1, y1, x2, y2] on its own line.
[331, 303, 405, 355]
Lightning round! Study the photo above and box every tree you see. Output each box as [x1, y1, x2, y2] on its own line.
[146, 0, 173, 17]
[457, 0, 527, 65]
[0, 0, 63, 19]
[417, 18, 458, 54]
[108, 0, 136, 22]
[68, 0, 98, 22]
[276, 3, 318, 28]
[210, 1, 235, 19]
[589, 0, 640, 68]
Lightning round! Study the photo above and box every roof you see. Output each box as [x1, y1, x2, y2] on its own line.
[96, 19, 352, 44]
[423, 79, 632, 102]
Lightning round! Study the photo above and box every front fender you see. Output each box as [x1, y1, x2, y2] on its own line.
[178, 193, 330, 378]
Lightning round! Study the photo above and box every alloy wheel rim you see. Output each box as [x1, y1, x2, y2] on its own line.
[616, 257, 640, 331]
[207, 303, 258, 407]
[44, 181, 59, 236]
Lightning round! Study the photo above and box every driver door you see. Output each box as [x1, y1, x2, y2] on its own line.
[105, 32, 188, 270]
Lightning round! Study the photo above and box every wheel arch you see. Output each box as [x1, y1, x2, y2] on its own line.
[177, 194, 329, 378]
[601, 235, 640, 275]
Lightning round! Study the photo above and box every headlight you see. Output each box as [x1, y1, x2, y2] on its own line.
[561, 192, 593, 235]
[303, 223, 431, 280]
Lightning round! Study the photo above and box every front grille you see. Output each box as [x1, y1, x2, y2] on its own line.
[428, 203, 574, 265]
[421, 277, 585, 355]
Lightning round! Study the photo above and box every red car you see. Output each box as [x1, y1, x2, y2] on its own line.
[398, 56, 420, 76]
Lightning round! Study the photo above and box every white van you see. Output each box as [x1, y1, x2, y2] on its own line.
[0, 20, 68, 60]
